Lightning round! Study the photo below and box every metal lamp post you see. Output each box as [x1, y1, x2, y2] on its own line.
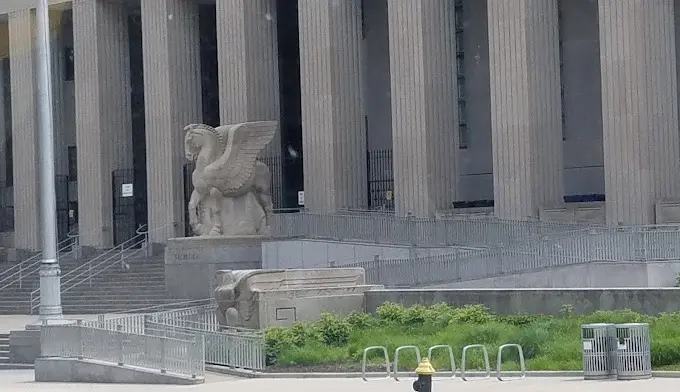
[34, 0, 66, 325]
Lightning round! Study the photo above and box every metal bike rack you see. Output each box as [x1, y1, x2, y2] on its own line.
[496, 344, 526, 381]
[393, 345, 421, 381]
[361, 346, 391, 382]
[427, 345, 456, 379]
[460, 344, 491, 381]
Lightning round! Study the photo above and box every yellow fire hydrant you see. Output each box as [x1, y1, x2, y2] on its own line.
[412, 358, 436, 392]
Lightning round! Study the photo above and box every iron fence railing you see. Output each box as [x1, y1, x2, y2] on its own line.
[344, 225, 680, 287]
[83, 302, 265, 371]
[41, 322, 205, 378]
[144, 320, 266, 371]
[268, 210, 601, 248]
[84, 300, 216, 335]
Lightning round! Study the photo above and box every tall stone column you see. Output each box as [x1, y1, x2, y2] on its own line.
[0, 44, 6, 187]
[298, 0, 367, 211]
[73, 0, 133, 248]
[9, 10, 40, 251]
[487, 0, 564, 219]
[51, 16, 68, 177]
[216, 0, 282, 207]
[216, 0, 280, 150]
[599, 0, 680, 225]
[141, 0, 202, 242]
[387, 0, 458, 217]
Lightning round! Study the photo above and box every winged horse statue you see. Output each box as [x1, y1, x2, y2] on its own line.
[184, 121, 277, 236]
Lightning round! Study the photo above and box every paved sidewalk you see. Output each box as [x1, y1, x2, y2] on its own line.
[2, 370, 677, 392]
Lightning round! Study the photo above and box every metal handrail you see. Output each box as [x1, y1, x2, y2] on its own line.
[0, 231, 79, 291]
[105, 298, 213, 316]
[29, 232, 146, 314]
[28, 222, 177, 314]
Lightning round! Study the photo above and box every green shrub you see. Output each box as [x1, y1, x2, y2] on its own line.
[402, 304, 428, 325]
[450, 304, 494, 324]
[423, 302, 456, 327]
[264, 326, 292, 366]
[375, 302, 407, 324]
[316, 313, 351, 346]
[346, 310, 375, 329]
[289, 321, 319, 346]
[497, 314, 544, 326]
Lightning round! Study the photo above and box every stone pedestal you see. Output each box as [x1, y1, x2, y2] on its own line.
[164, 235, 273, 300]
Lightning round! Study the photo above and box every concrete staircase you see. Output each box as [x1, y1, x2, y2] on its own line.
[0, 251, 187, 315]
[0, 333, 9, 363]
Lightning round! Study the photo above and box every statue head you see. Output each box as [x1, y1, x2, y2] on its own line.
[184, 123, 221, 162]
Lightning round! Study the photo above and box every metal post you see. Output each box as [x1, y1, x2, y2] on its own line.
[35, 0, 66, 326]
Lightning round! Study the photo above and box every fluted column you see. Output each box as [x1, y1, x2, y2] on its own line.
[0, 45, 6, 187]
[216, 0, 282, 207]
[9, 10, 40, 251]
[298, 0, 367, 211]
[142, 0, 202, 242]
[387, 0, 458, 217]
[51, 20, 67, 177]
[487, 0, 563, 219]
[73, 0, 133, 248]
[599, 0, 679, 225]
[216, 0, 280, 151]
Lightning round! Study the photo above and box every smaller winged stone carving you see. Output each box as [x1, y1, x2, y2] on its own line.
[184, 121, 277, 236]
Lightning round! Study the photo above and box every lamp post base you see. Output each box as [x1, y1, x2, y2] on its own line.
[26, 263, 72, 329]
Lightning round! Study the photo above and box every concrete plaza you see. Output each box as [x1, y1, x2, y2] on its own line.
[2, 370, 678, 392]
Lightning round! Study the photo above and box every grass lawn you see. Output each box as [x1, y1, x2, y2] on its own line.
[263, 303, 680, 372]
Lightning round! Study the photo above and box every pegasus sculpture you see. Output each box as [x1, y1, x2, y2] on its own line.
[184, 121, 277, 236]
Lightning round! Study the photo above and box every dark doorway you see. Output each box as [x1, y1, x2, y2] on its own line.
[199, 4, 220, 127]
[129, 10, 148, 232]
[112, 169, 139, 246]
[277, 0, 303, 210]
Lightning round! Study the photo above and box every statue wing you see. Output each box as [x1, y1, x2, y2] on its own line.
[208, 121, 277, 192]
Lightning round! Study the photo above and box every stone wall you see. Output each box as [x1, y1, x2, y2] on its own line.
[364, 288, 680, 315]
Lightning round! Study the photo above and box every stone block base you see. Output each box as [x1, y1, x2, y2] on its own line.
[165, 235, 282, 299]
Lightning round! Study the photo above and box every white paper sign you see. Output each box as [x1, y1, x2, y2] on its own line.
[298, 191, 305, 206]
[583, 341, 593, 350]
[121, 183, 134, 198]
[617, 342, 627, 350]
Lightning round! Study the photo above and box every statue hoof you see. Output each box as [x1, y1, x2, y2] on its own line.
[208, 227, 222, 236]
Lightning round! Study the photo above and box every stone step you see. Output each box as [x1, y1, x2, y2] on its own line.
[0, 285, 168, 297]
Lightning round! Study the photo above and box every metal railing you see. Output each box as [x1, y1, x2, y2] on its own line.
[345, 224, 680, 287]
[41, 321, 205, 378]
[268, 210, 602, 248]
[0, 230, 79, 292]
[145, 319, 265, 371]
[84, 299, 216, 335]
[29, 231, 147, 314]
[83, 302, 265, 371]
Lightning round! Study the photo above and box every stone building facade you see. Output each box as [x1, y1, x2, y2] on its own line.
[0, 0, 678, 251]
